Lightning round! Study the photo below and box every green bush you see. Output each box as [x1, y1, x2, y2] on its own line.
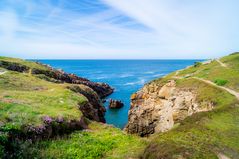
[214, 79, 228, 86]
[194, 62, 202, 67]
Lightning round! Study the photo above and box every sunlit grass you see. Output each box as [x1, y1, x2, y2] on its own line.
[0, 70, 86, 128]
[21, 122, 148, 159]
[142, 53, 239, 158]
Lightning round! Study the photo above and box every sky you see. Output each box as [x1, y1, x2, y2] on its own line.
[0, 0, 239, 59]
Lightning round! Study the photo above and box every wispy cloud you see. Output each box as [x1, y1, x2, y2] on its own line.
[0, 0, 239, 59]
[103, 0, 239, 57]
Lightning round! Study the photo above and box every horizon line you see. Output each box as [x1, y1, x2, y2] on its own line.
[28, 58, 206, 61]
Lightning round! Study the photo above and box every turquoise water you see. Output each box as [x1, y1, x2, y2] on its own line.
[37, 60, 201, 128]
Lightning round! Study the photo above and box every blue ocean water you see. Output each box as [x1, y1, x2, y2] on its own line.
[37, 60, 201, 128]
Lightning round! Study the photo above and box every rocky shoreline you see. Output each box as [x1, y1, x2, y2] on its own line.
[0, 60, 114, 99]
[125, 80, 214, 137]
[0, 59, 114, 157]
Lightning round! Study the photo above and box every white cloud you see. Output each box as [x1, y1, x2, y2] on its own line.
[0, 10, 19, 41]
[102, 0, 239, 58]
[0, 0, 239, 59]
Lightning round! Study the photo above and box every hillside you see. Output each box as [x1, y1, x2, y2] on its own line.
[0, 53, 239, 159]
[0, 57, 146, 158]
[125, 52, 239, 158]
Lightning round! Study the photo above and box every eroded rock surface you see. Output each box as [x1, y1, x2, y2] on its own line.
[109, 99, 124, 109]
[125, 80, 213, 136]
[0, 60, 113, 98]
[31, 66, 114, 98]
[68, 85, 106, 123]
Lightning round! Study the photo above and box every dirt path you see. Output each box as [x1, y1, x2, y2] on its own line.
[216, 59, 227, 68]
[0, 71, 6, 75]
[217, 153, 231, 159]
[193, 77, 239, 100]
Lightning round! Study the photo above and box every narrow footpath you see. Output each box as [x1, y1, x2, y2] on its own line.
[0, 71, 6, 75]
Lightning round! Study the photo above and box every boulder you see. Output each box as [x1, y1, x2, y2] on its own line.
[109, 99, 124, 109]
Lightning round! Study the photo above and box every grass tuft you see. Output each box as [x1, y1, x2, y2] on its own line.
[214, 79, 228, 86]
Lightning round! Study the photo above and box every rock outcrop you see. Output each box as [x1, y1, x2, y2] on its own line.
[125, 80, 214, 137]
[31, 67, 114, 98]
[0, 59, 113, 124]
[0, 60, 113, 98]
[0, 61, 29, 72]
[109, 99, 124, 109]
[68, 85, 106, 123]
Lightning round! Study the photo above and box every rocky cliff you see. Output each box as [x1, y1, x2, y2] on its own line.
[0, 57, 150, 159]
[68, 85, 106, 122]
[125, 80, 214, 137]
[0, 60, 113, 98]
[0, 57, 115, 141]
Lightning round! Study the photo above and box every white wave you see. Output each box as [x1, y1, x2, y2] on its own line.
[124, 79, 146, 86]
[124, 82, 135, 86]
[144, 71, 155, 74]
[95, 76, 107, 79]
[119, 73, 134, 78]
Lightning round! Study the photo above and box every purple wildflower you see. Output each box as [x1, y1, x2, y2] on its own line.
[43, 116, 53, 124]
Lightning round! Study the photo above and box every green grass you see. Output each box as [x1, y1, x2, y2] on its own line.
[221, 52, 239, 70]
[0, 70, 87, 129]
[176, 78, 234, 109]
[141, 53, 239, 158]
[21, 122, 148, 159]
[214, 79, 228, 86]
[1, 54, 239, 158]
[0, 57, 147, 159]
[194, 62, 202, 67]
[143, 78, 239, 158]
[0, 56, 48, 71]
[177, 54, 239, 91]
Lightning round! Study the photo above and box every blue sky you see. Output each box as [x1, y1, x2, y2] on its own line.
[0, 0, 239, 59]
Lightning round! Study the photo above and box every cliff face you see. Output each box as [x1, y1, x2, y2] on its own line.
[0, 57, 114, 142]
[125, 80, 213, 136]
[0, 60, 114, 98]
[0, 57, 147, 159]
[68, 85, 106, 123]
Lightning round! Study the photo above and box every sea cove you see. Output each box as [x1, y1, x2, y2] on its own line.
[35, 60, 201, 128]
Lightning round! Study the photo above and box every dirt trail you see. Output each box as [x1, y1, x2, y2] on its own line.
[217, 153, 231, 159]
[172, 58, 239, 100]
[0, 71, 6, 75]
[193, 77, 239, 100]
[216, 59, 227, 67]
[172, 69, 239, 100]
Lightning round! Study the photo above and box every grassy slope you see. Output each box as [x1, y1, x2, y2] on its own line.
[1, 53, 238, 158]
[0, 57, 147, 158]
[26, 122, 147, 159]
[142, 53, 239, 158]
[0, 56, 48, 71]
[0, 70, 86, 128]
[177, 53, 239, 91]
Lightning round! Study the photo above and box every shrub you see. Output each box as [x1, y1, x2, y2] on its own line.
[214, 79, 228, 86]
[194, 62, 202, 67]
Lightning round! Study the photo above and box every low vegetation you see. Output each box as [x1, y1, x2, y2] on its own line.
[142, 53, 239, 158]
[0, 53, 238, 158]
[0, 71, 86, 129]
[22, 123, 147, 159]
[0, 57, 147, 159]
[214, 79, 228, 86]
[177, 53, 239, 91]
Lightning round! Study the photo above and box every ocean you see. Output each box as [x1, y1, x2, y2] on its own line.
[37, 60, 201, 128]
